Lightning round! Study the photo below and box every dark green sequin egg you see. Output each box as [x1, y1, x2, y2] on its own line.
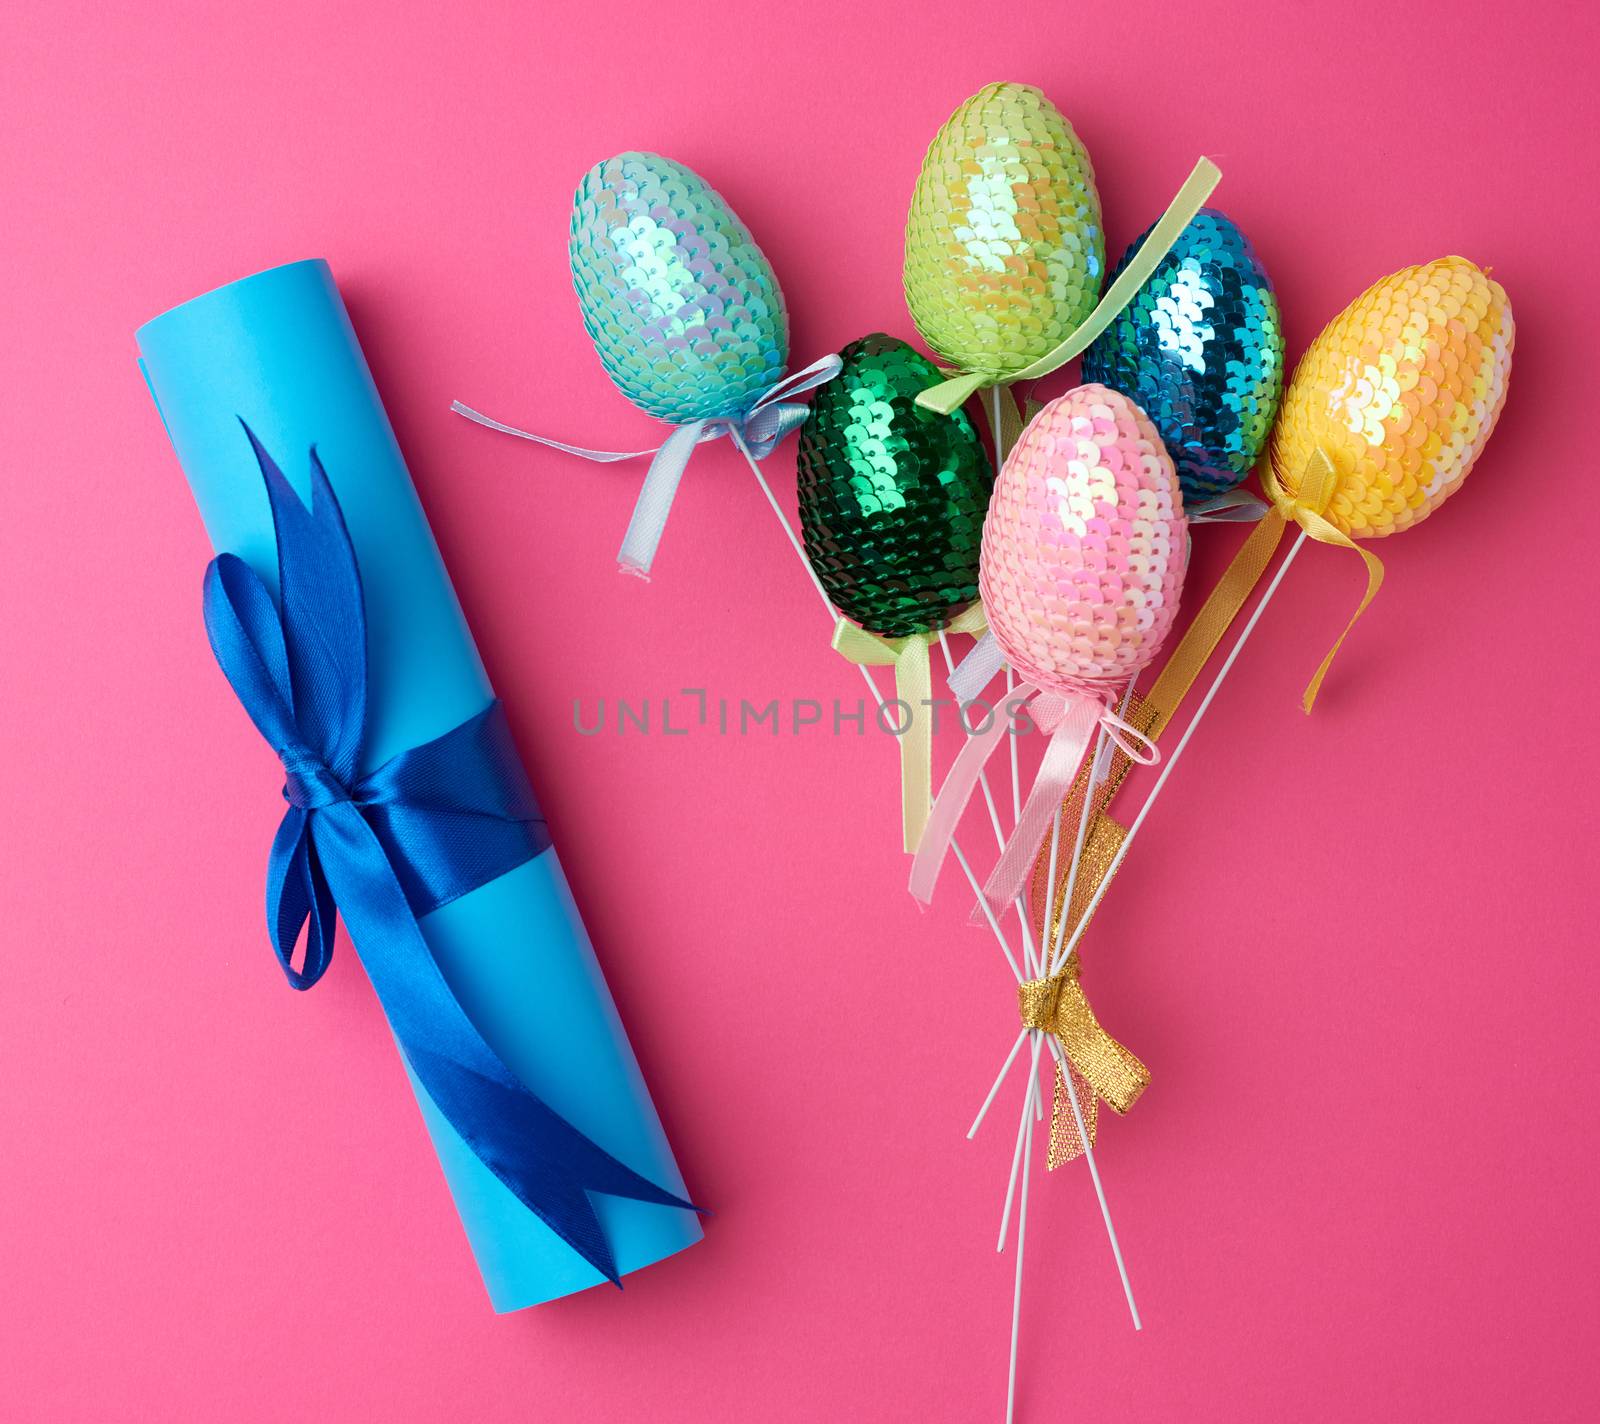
[798, 334, 993, 638]
[1082, 207, 1283, 505]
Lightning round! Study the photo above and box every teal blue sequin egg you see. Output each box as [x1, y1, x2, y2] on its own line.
[569, 153, 789, 425]
[1082, 207, 1283, 504]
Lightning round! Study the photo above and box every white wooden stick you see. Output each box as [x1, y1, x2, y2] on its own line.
[953, 841, 1023, 987]
[984, 710, 1143, 1319]
[939, 629, 1008, 845]
[998, 1037, 1042, 1251]
[1046, 1035, 1141, 1328]
[995, 1033, 1134, 1318]
[970, 1030, 1028, 1138]
[736, 430, 839, 619]
[993, 671, 1142, 1337]
[938, 629, 1037, 976]
[976, 753, 1011, 857]
[1006, 1054, 1036, 1424]
[739, 433, 1138, 1399]
[952, 837, 1041, 1131]
[1048, 676, 1136, 976]
[1053, 529, 1310, 973]
[738, 439, 1003, 917]
[992, 530, 1311, 1344]
[1046, 724, 1106, 978]
[983, 386, 1030, 974]
[741, 437, 1041, 1081]
[1005, 663, 1034, 980]
[1005, 667, 1023, 830]
[940, 627, 1006, 847]
[1039, 805, 1063, 980]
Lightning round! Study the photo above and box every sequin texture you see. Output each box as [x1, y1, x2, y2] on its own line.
[903, 83, 1103, 383]
[1270, 256, 1513, 538]
[981, 385, 1188, 697]
[570, 152, 788, 425]
[798, 334, 993, 638]
[1082, 208, 1283, 505]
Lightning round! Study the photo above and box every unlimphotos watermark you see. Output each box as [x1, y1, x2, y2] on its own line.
[572, 688, 1036, 739]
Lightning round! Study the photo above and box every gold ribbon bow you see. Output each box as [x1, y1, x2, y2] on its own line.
[832, 601, 988, 853]
[1018, 952, 1149, 1169]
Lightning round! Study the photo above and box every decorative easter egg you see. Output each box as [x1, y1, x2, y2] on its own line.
[569, 152, 788, 425]
[981, 385, 1188, 697]
[798, 335, 992, 638]
[1082, 208, 1284, 505]
[1269, 256, 1513, 538]
[903, 83, 1103, 384]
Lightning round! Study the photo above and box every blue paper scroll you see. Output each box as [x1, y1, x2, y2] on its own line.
[137, 259, 702, 1309]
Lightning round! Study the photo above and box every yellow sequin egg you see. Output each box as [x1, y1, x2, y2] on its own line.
[1269, 256, 1513, 538]
[903, 83, 1103, 384]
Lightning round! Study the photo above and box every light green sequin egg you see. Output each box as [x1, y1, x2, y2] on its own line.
[903, 83, 1104, 383]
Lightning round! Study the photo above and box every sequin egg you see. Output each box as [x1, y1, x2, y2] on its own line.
[981, 385, 1188, 698]
[1082, 208, 1283, 505]
[903, 83, 1103, 384]
[1269, 256, 1512, 538]
[570, 152, 788, 425]
[798, 334, 993, 638]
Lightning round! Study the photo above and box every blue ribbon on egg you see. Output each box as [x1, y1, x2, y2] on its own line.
[452, 353, 840, 579]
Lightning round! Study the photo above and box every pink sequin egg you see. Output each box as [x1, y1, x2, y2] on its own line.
[980, 385, 1188, 698]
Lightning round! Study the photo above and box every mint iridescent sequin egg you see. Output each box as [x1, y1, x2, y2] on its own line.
[1270, 256, 1512, 539]
[904, 84, 1103, 384]
[981, 385, 1188, 697]
[569, 152, 788, 424]
[798, 334, 993, 638]
[1082, 208, 1283, 505]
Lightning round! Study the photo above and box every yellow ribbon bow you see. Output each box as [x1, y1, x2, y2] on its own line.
[1018, 952, 1149, 1169]
[832, 601, 988, 853]
[1260, 448, 1386, 712]
[1149, 447, 1386, 717]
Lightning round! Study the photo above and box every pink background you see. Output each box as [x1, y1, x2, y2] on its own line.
[3, 2, 1597, 1419]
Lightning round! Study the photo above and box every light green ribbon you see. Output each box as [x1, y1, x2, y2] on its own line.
[832, 602, 988, 853]
[915, 158, 1223, 415]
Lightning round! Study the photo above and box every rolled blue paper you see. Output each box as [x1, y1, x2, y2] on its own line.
[136, 258, 701, 1310]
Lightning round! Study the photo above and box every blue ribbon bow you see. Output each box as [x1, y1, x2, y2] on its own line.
[202, 424, 699, 1284]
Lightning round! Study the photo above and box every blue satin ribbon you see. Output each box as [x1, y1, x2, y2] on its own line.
[451, 352, 842, 578]
[203, 423, 700, 1284]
